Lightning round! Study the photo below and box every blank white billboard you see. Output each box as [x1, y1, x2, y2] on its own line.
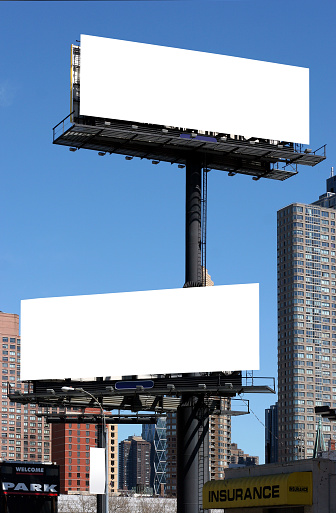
[20, 284, 259, 380]
[79, 34, 309, 144]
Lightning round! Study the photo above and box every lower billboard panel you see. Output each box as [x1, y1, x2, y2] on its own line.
[20, 284, 259, 380]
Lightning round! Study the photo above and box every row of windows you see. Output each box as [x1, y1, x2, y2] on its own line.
[2, 339, 20, 344]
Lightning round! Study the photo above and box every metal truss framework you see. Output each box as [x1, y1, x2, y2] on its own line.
[53, 114, 326, 181]
[8, 372, 275, 414]
[315, 405, 336, 421]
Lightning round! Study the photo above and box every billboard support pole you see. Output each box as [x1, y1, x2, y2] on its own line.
[177, 156, 209, 513]
[185, 156, 202, 287]
[97, 424, 108, 513]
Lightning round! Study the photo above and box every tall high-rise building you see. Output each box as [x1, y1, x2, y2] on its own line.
[165, 412, 177, 496]
[118, 436, 151, 492]
[119, 437, 131, 491]
[265, 403, 278, 463]
[209, 397, 232, 479]
[142, 418, 166, 495]
[277, 173, 336, 462]
[0, 312, 51, 462]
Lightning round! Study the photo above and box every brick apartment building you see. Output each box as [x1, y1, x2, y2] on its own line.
[52, 416, 118, 494]
[0, 312, 51, 462]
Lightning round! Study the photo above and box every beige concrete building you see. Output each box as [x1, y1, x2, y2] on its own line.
[209, 398, 232, 479]
[107, 424, 118, 493]
[0, 312, 51, 462]
[204, 457, 336, 512]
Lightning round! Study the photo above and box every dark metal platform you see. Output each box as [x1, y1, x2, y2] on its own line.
[315, 405, 336, 420]
[8, 372, 275, 415]
[53, 114, 326, 181]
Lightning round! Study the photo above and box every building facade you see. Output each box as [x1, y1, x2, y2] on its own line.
[207, 457, 336, 513]
[52, 420, 118, 494]
[0, 312, 51, 462]
[229, 442, 259, 466]
[142, 417, 166, 495]
[277, 175, 336, 462]
[119, 437, 131, 491]
[118, 436, 151, 492]
[265, 402, 278, 463]
[165, 412, 177, 496]
[209, 398, 232, 479]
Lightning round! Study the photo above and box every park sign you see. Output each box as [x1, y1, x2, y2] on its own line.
[20, 284, 259, 380]
[0, 462, 59, 497]
[77, 34, 309, 144]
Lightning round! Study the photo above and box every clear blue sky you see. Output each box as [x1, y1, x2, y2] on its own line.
[1, 0, 336, 463]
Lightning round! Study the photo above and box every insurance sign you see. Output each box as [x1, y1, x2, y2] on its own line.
[203, 472, 313, 509]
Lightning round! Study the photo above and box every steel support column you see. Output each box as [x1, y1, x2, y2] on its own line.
[177, 395, 209, 513]
[177, 156, 209, 513]
[185, 156, 202, 287]
[97, 424, 108, 513]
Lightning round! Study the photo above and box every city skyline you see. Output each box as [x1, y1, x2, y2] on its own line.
[1, 0, 336, 462]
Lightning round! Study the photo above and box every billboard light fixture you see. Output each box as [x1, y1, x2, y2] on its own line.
[228, 172, 236, 177]
[98, 152, 106, 156]
[69, 147, 77, 152]
[152, 160, 159, 165]
[61, 386, 75, 392]
[131, 125, 138, 129]
[304, 148, 312, 153]
[252, 176, 260, 181]
[178, 164, 185, 169]
[125, 156, 133, 161]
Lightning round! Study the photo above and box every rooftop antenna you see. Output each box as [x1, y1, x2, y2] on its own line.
[313, 416, 326, 457]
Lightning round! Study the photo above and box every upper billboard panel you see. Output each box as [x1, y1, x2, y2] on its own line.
[79, 35, 309, 144]
[20, 284, 259, 380]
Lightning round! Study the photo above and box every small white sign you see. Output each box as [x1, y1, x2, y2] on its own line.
[90, 447, 105, 494]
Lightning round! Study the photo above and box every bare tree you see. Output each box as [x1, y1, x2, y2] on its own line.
[59, 494, 177, 513]
[108, 495, 133, 513]
[58, 494, 96, 513]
